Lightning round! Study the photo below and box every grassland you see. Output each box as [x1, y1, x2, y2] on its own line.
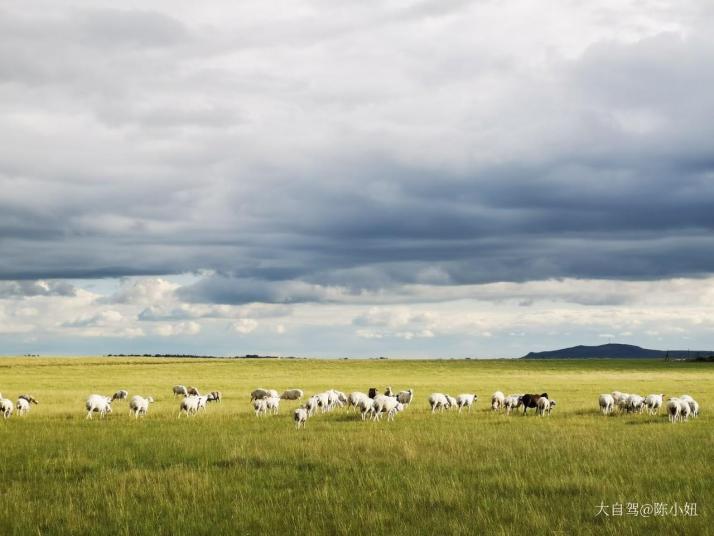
[0, 357, 712, 535]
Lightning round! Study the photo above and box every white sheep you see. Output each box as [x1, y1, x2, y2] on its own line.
[252, 398, 268, 417]
[503, 394, 521, 415]
[455, 394, 478, 413]
[358, 397, 375, 420]
[327, 390, 342, 409]
[305, 395, 320, 416]
[18, 394, 39, 405]
[196, 395, 209, 412]
[348, 392, 369, 410]
[612, 391, 630, 412]
[491, 391, 505, 411]
[536, 396, 550, 416]
[666, 398, 686, 423]
[316, 392, 330, 413]
[172, 385, 188, 397]
[626, 394, 646, 414]
[428, 393, 450, 413]
[294, 407, 308, 429]
[178, 395, 201, 418]
[598, 394, 615, 415]
[1, 398, 15, 418]
[396, 388, 414, 407]
[281, 389, 304, 401]
[85, 394, 112, 419]
[643, 394, 664, 415]
[266, 396, 280, 415]
[616, 394, 631, 413]
[679, 395, 699, 417]
[547, 399, 557, 415]
[16, 398, 30, 416]
[129, 395, 154, 418]
[372, 395, 403, 421]
[445, 395, 458, 410]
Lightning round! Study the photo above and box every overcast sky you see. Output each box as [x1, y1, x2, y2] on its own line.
[2, 0, 714, 357]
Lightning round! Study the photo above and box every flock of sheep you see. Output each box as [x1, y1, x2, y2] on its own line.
[598, 391, 701, 422]
[0, 386, 702, 426]
[0, 393, 39, 418]
[490, 391, 556, 416]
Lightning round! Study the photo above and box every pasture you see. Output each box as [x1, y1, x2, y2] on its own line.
[0, 357, 712, 535]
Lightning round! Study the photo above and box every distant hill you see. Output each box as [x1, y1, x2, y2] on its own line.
[522, 343, 714, 359]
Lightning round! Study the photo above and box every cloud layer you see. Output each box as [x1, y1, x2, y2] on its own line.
[1, 1, 713, 355]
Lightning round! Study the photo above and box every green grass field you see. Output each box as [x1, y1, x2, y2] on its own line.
[0, 357, 711, 535]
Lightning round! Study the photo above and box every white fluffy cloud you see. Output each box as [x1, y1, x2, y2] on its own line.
[232, 318, 258, 334]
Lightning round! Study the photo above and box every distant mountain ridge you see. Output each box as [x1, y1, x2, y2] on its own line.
[522, 343, 714, 359]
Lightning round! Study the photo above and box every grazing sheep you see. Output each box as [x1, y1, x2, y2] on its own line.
[252, 398, 268, 417]
[549, 400, 557, 415]
[16, 398, 30, 416]
[327, 390, 342, 409]
[305, 396, 320, 416]
[111, 390, 128, 401]
[643, 394, 664, 415]
[616, 394, 631, 413]
[316, 392, 330, 412]
[666, 398, 691, 423]
[396, 388, 414, 407]
[294, 407, 308, 429]
[129, 395, 154, 418]
[281, 389, 304, 401]
[187, 386, 201, 396]
[348, 392, 369, 410]
[250, 388, 271, 401]
[1, 398, 15, 418]
[207, 391, 222, 403]
[384, 386, 394, 396]
[428, 393, 450, 413]
[599, 394, 615, 415]
[372, 395, 404, 421]
[679, 395, 700, 417]
[367, 387, 378, 399]
[491, 391, 505, 411]
[455, 394, 478, 413]
[266, 396, 280, 415]
[503, 395, 521, 415]
[611, 391, 628, 411]
[358, 397, 375, 420]
[536, 396, 551, 416]
[172, 385, 188, 397]
[518, 393, 548, 415]
[178, 395, 201, 418]
[445, 395, 458, 410]
[626, 394, 646, 414]
[85, 394, 112, 419]
[18, 394, 39, 405]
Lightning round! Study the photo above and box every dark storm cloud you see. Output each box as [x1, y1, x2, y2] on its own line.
[2, 3, 714, 304]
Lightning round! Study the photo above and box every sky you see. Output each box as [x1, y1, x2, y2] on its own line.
[2, 0, 714, 357]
